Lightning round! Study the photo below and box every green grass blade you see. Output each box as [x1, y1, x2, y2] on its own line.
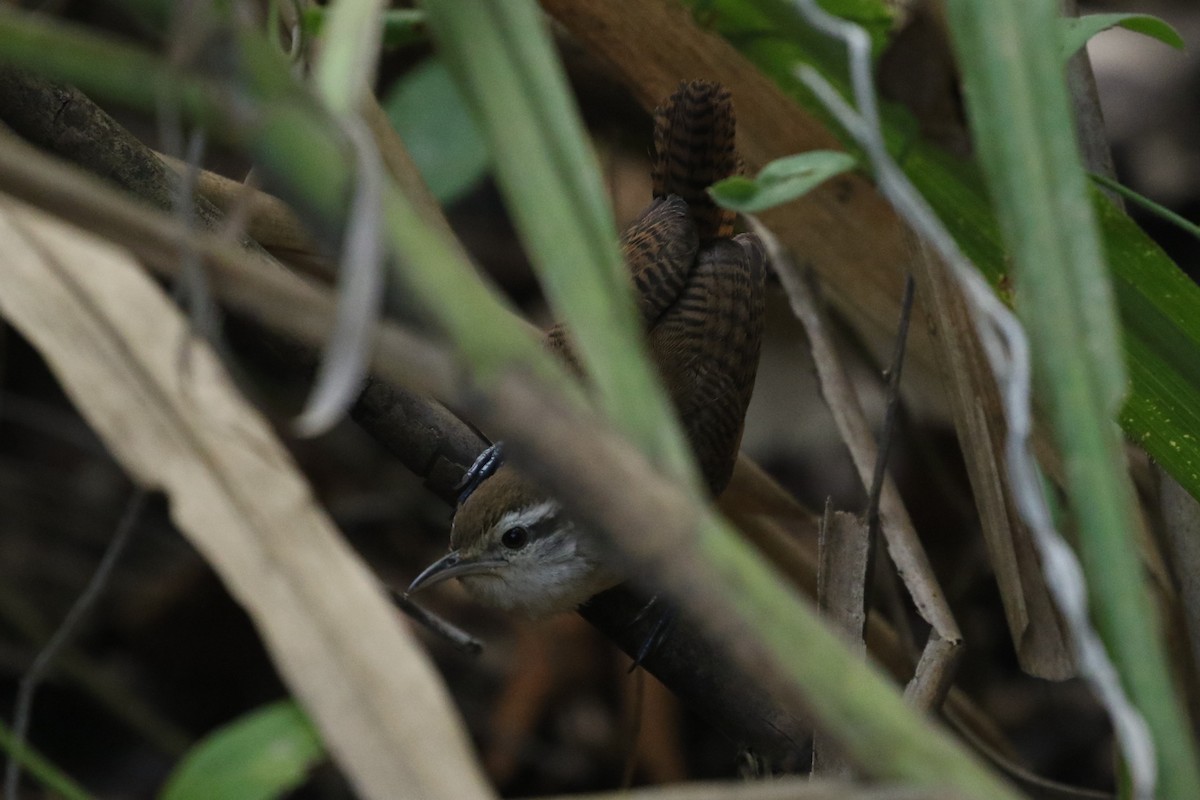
[1091, 173, 1200, 240]
[942, 1, 1200, 796]
[0, 716, 93, 800]
[421, 0, 697, 482]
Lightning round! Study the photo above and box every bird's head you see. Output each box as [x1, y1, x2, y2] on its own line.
[408, 465, 618, 617]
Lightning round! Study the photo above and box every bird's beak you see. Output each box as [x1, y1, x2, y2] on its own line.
[408, 551, 506, 593]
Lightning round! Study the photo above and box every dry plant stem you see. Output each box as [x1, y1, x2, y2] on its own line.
[1061, 0, 1118, 204]
[814, 269, 918, 772]
[907, 230, 1073, 679]
[753, 219, 962, 711]
[0, 71, 231, 241]
[539, 0, 931, 371]
[813, 505, 870, 777]
[4, 489, 146, 800]
[158, 151, 318, 255]
[867, 275, 916, 534]
[621, 667, 646, 789]
[389, 590, 484, 656]
[802, 0, 1167, 791]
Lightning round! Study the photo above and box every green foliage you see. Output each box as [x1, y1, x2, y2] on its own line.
[709, 150, 857, 212]
[695, 0, 893, 61]
[159, 701, 324, 800]
[690, 0, 1200, 507]
[383, 58, 489, 204]
[1059, 13, 1185, 61]
[944, 0, 1200, 795]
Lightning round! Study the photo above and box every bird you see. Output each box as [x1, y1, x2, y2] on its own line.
[409, 80, 766, 618]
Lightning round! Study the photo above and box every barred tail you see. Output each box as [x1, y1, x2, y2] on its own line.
[651, 80, 738, 242]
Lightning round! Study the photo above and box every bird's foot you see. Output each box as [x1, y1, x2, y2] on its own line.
[627, 594, 676, 671]
[455, 442, 504, 506]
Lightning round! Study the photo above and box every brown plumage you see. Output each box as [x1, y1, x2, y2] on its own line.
[411, 80, 765, 616]
[548, 80, 765, 496]
[652, 80, 739, 242]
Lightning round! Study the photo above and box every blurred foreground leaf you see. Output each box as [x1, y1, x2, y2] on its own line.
[161, 701, 323, 800]
[690, 0, 1200, 505]
[384, 58, 489, 204]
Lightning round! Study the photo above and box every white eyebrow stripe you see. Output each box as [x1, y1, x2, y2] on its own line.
[495, 501, 560, 533]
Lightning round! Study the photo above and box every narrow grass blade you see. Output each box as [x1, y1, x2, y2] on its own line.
[943, 1, 1200, 797]
[421, 0, 698, 482]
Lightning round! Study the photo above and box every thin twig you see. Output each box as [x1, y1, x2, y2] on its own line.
[4, 489, 147, 800]
[751, 217, 961, 709]
[388, 590, 483, 656]
[866, 275, 915, 536]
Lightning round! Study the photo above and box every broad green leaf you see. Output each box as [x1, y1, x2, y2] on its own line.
[709, 150, 857, 212]
[1060, 13, 1185, 61]
[696, 0, 893, 59]
[384, 58, 489, 204]
[159, 701, 324, 800]
[687, 0, 1200, 507]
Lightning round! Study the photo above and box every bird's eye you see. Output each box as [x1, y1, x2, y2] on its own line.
[501, 526, 529, 550]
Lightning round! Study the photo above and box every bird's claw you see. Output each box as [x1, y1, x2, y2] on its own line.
[455, 442, 505, 506]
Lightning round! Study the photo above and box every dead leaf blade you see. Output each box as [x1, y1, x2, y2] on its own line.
[0, 197, 493, 800]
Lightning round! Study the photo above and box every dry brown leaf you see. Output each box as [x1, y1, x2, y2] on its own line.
[912, 241, 1074, 679]
[0, 196, 494, 800]
[812, 507, 871, 777]
[817, 508, 871, 649]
